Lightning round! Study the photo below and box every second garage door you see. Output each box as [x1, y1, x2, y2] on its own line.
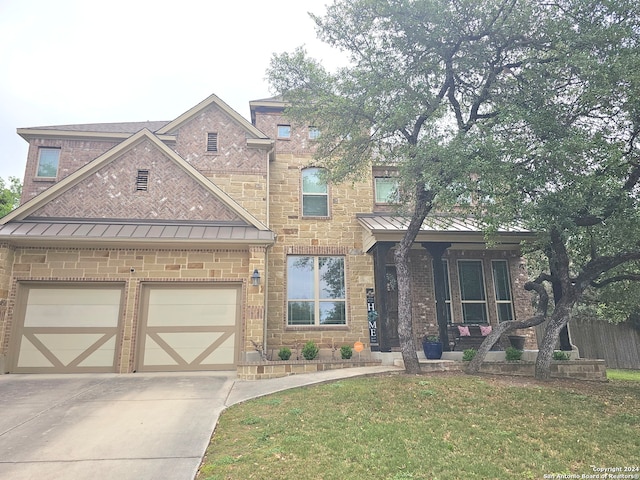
[137, 284, 240, 372]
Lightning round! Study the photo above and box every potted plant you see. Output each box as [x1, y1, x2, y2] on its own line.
[422, 335, 443, 360]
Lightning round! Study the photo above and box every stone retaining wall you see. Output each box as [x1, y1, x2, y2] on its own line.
[237, 359, 382, 380]
[477, 359, 607, 381]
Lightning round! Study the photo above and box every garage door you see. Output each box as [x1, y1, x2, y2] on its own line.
[12, 284, 123, 373]
[137, 284, 240, 372]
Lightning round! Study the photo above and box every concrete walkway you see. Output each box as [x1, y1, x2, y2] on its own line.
[0, 366, 402, 480]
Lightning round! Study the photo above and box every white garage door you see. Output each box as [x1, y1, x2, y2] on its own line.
[137, 284, 240, 372]
[12, 284, 123, 373]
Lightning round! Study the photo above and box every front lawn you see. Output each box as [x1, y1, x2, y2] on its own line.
[197, 373, 640, 479]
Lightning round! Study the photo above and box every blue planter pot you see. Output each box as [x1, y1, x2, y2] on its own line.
[423, 341, 443, 359]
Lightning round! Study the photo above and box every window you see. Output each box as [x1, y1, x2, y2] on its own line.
[308, 126, 320, 140]
[287, 256, 346, 325]
[457, 260, 488, 323]
[277, 124, 291, 138]
[302, 167, 328, 216]
[206, 132, 218, 152]
[36, 148, 60, 178]
[492, 260, 514, 322]
[375, 177, 399, 204]
[431, 259, 452, 324]
[136, 169, 149, 191]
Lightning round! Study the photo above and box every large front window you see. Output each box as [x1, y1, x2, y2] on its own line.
[457, 260, 488, 323]
[287, 256, 346, 325]
[302, 168, 328, 216]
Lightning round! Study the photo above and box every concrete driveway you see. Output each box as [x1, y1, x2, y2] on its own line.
[0, 372, 236, 480]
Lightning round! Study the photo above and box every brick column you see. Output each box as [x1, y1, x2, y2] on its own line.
[245, 246, 267, 362]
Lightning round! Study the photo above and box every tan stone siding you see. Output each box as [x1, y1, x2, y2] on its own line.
[1, 246, 263, 372]
[30, 139, 243, 222]
[21, 138, 121, 202]
[205, 173, 268, 226]
[0, 244, 15, 357]
[265, 145, 375, 358]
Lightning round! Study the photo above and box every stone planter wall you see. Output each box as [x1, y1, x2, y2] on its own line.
[477, 359, 607, 382]
[237, 359, 382, 380]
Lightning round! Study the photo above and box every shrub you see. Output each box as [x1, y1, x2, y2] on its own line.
[462, 349, 477, 362]
[302, 341, 319, 360]
[505, 346, 523, 361]
[553, 350, 571, 361]
[278, 347, 292, 361]
[340, 345, 353, 359]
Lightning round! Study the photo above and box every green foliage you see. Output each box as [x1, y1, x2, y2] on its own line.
[340, 345, 352, 359]
[301, 341, 319, 360]
[552, 351, 571, 361]
[0, 177, 21, 217]
[278, 347, 292, 361]
[462, 349, 477, 362]
[505, 347, 523, 362]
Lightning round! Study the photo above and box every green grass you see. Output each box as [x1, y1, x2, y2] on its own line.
[197, 373, 640, 480]
[607, 369, 640, 382]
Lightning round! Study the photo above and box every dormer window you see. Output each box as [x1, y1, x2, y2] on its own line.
[207, 132, 218, 152]
[36, 147, 60, 178]
[277, 125, 291, 139]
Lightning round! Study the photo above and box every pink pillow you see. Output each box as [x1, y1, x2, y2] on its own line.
[480, 325, 492, 336]
[457, 325, 470, 336]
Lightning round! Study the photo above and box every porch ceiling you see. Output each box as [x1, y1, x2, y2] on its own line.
[356, 214, 535, 252]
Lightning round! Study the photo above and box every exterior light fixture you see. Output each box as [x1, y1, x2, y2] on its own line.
[251, 269, 261, 286]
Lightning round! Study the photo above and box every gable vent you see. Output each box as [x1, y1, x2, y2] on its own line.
[136, 169, 149, 191]
[207, 132, 218, 152]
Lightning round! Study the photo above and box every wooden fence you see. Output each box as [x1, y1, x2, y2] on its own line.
[535, 318, 640, 370]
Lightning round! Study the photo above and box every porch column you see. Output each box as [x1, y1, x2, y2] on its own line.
[422, 242, 451, 350]
[372, 242, 394, 352]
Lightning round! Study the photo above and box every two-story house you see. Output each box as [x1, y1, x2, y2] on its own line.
[0, 93, 535, 375]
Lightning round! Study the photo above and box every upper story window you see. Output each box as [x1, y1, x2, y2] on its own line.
[374, 177, 399, 204]
[36, 147, 60, 178]
[302, 167, 328, 217]
[308, 126, 320, 140]
[277, 124, 291, 139]
[206, 132, 218, 152]
[287, 255, 346, 326]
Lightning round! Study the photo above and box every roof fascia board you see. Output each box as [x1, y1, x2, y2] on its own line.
[2, 129, 271, 231]
[17, 128, 176, 143]
[157, 93, 269, 141]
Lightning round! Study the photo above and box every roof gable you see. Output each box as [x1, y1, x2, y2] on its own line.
[2, 129, 270, 231]
[157, 93, 269, 140]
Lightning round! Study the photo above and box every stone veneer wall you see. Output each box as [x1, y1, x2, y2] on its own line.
[1, 246, 265, 373]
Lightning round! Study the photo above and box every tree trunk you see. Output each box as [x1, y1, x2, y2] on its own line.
[394, 183, 435, 374]
[535, 302, 573, 380]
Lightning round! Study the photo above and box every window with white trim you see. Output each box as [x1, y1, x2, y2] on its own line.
[36, 148, 60, 178]
[302, 167, 328, 216]
[287, 256, 346, 325]
[492, 260, 514, 322]
[457, 260, 488, 323]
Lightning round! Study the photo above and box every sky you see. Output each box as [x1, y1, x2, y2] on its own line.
[0, 0, 341, 181]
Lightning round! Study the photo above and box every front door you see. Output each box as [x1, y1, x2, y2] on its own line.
[385, 266, 400, 348]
